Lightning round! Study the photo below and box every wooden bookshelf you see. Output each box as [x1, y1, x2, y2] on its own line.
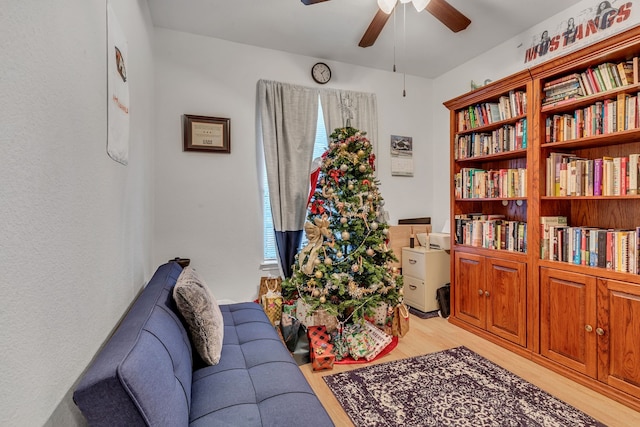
[444, 26, 640, 412]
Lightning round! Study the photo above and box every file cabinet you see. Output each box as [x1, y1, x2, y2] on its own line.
[401, 247, 450, 313]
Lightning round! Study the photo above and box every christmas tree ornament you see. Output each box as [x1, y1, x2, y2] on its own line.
[324, 257, 333, 265]
[371, 221, 379, 230]
[357, 149, 366, 158]
[315, 270, 323, 279]
[340, 216, 348, 224]
[341, 231, 350, 240]
[359, 164, 366, 173]
[336, 251, 343, 258]
[366, 248, 375, 256]
[348, 183, 354, 191]
[340, 164, 349, 172]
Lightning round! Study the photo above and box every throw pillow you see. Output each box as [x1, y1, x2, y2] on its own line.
[173, 266, 224, 365]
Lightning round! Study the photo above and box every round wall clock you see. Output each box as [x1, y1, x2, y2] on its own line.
[311, 62, 331, 84]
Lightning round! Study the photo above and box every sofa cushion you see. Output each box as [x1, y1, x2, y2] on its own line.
[189, 303, 334, 427]
[73, 261, 193, 427]
[173, 266, 224, 365]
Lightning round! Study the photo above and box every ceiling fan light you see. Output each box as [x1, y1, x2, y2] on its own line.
[399, 0, 411, 3]
[412, 0, 429, 12]
[377, 0, 397, 14]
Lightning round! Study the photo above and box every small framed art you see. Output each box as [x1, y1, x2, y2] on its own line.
[183, 115, 230, 153]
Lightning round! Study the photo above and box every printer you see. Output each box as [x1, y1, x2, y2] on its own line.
[429, 232, 451, 251]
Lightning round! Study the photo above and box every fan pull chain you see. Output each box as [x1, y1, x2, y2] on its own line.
[403, 2, 407, 97]
[392, 6, 396, 73]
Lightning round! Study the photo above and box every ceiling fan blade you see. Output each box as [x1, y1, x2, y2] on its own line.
[300, 0, 330, 4]
[425, 0, 470, 33]
[359, 8, 392, 48]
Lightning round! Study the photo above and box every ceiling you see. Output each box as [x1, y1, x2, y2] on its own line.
[147, 0, 585, 79]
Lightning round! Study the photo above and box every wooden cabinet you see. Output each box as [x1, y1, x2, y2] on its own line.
[540, 267, 597, 376]
[454, 252, 526, 346]
[401, 247, 450, 313]
[445, 26, 640, 411]
[597, 278, 640, 399]
[541, 268, 640, 402]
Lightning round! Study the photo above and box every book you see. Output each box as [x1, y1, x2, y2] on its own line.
[540, 216, 568, 260]
[629, 153, 639, 195]
[617, 60, 634, 85]
[594, 158, 603, 196]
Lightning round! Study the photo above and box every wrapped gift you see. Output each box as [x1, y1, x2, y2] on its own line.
[342, 323, 373, 361]
[307, 325, 335, 371]
[312, 351, 335, 371]
[296, 299, 339, 333]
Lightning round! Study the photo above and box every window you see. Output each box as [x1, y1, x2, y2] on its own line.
[263, 102, 328, 261]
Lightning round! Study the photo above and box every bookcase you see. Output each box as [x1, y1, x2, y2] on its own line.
[445, 26, 640, 411]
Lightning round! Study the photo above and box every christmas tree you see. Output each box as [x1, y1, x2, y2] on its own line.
[283, 127, 403, 323]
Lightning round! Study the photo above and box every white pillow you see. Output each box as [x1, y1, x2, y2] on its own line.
[173, 266, 224, 365]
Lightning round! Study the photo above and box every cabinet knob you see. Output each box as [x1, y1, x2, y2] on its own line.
[585, 324, 593, 332]
[478, 289, 484, 296]
[409, 285, 417, 290]
[596, 328, 605, 336]
[484, 291, 490, 297]
[409, 259, 417, 264]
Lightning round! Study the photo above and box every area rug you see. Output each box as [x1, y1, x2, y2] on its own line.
[323, 346, 605, 427]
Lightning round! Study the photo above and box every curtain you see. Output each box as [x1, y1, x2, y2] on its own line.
[258, 80, 318, 277]
[319, 89, 379, 153]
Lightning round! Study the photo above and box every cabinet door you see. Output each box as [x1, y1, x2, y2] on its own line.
[540, 268, 597, 377]
[454, 252, 485, 328]
[486, 257, 527, 346]
[597, 278, 640, 398]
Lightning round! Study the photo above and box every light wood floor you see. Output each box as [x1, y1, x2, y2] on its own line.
[301, 315, 640, 427]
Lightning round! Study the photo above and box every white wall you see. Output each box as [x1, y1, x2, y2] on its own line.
[0, 1, 156, 425]
[153, 28, 435, 302]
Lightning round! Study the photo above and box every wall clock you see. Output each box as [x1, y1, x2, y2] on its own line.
[311, 62, 331, 84]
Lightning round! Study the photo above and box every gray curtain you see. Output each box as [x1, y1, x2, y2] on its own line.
[258, 80, 318, 277]
[319, 89, 379, 154]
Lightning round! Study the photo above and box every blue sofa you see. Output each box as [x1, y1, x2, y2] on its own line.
[73, 261, 334, 426]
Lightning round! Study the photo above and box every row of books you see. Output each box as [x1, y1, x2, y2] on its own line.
[456, 90, 527, 131]
[541, 221, 640, 274]
[454, 214, 527, 253]
[454, 119, 527, 160]
[455, 167, 527, 199]
[542, 58, 639, 107]
[545, 153, 640, 197]
[544, 93, 639, 143]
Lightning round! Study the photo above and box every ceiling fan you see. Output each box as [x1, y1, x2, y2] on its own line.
[301, 0, 471, 48]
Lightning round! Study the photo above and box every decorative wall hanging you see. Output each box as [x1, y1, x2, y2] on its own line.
[390, 134, 413, 176]
[106, 0, 130, 165]
[183, 115, 230, 153]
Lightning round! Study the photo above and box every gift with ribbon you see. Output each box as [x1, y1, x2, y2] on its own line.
[307, 325, 335, 371]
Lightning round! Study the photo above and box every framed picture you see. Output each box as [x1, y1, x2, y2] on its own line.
[183, 115, 230, 153]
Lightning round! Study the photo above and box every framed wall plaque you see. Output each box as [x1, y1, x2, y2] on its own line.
[183, 115, 230, 153]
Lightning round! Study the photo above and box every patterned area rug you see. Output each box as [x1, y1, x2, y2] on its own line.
[324, 346, 606, 427]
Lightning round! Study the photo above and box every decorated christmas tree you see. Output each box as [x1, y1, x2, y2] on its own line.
[283, 127, 403, 323]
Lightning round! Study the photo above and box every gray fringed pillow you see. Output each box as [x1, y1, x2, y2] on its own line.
[173, 266, 224, 365]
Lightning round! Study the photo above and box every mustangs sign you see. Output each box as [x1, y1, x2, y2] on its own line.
[518, 1, 639, 68]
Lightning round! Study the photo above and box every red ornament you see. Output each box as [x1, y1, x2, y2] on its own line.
[329, 169, 343, 184]
[310, 199, 325, 214]
[368, 153, 376, 171]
